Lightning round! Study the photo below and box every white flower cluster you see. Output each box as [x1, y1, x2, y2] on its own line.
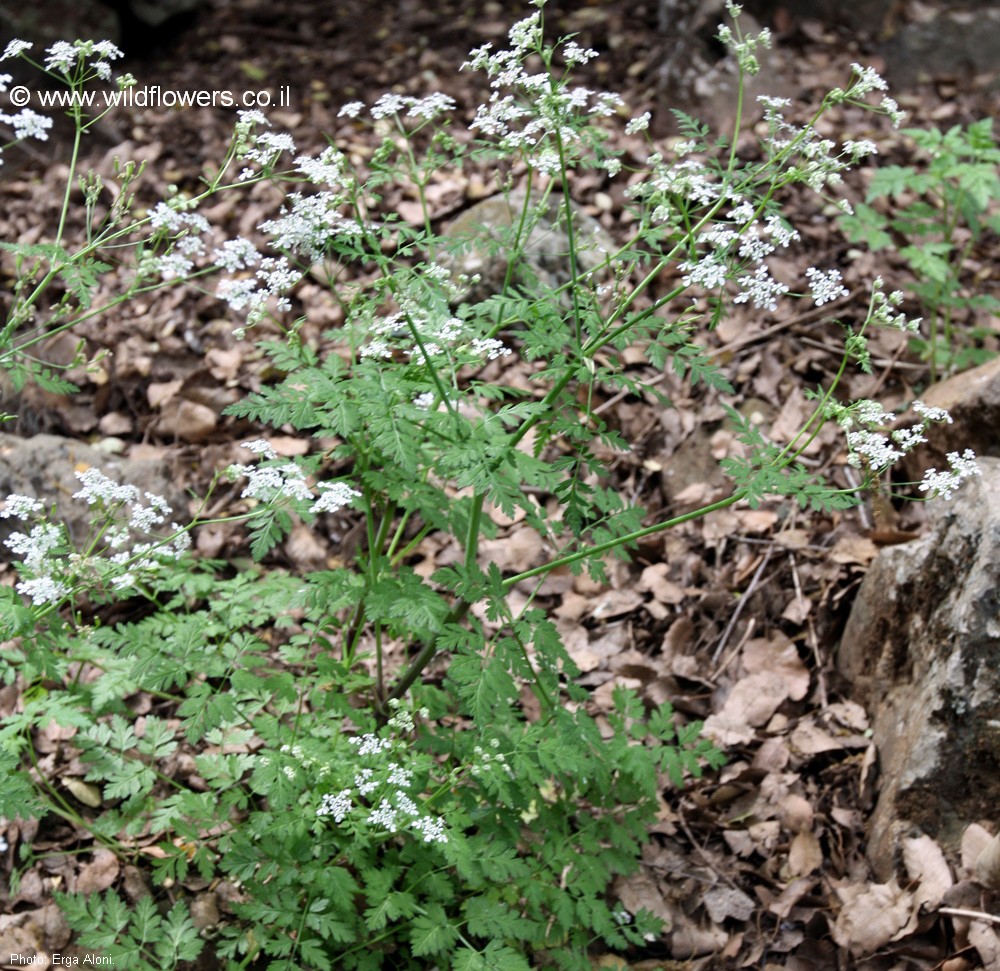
[1, 39, 135, 166]
[205, 128, 370, 334]
[358, 291, 512, 367]
[43, 38, 123, 78]
[918, 450, 981, 500]
[337, 92, 456, 124]
[755, 64, 901, 200]
[233, 110, 295, 175]
[805, 267, 849, 306]
[316, 723, 448, 845]
[2, 470, 190, 605]
[461, 12, 646, 156]
[829, 399, 981, 499]
[215, 257, 300, 335]
[225, 440, 361, 515]
[146, 202, 212, 280]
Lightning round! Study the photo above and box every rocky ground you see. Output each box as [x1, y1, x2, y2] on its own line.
[1, 0, 999, 967]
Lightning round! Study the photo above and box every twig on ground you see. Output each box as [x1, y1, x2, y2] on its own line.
[711, 547, 773, 665]
[939, 906, 1000, 927]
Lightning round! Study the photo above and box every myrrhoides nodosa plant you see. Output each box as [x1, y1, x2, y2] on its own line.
[0, 3, 982, 969]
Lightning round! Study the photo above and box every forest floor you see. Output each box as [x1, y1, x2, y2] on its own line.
[1, 0, 999, 967]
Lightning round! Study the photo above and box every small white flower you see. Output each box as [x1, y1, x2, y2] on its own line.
[371, 93, 409, 119]
[563, 40, 598, 65]
[338, 101, 365, 118]
[311, 482, 361, 515]
[73, 468, 140, 506]
[625, 112, 651, 135]
[734, 264, 788, 311]
[369, 798, 399, 833]
[16, 575, 69, 606]
[680, 254, 728, 290]
[351, 733, 392, 756]
[0, 494, 43, 519]
[918, 449, 981, 500]
[241, 439, 278, 460]
[214, 238, 260, 272]
[355, 768, 378, 796]
[1, 39, 32, 61]
[805, 267, 849, 305]
[912, 401, 952, 424]
[850, 64, 888, 95]
[387, 763, 413, 788]
[471, 337, 512, 361]
[317, 789, 353, 822]
[410, 815, 448, 844]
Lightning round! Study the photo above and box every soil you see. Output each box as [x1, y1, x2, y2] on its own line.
[1, 0, 999, 967]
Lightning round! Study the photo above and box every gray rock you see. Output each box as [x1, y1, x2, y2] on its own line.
[744, 0, 895, 33]
[0, 432, 187, 551]
[880, 8, 1000, 88]
[838, 457, 1000, 880]
[902, 355, 1000, 484]
[439, 190, 616, 306]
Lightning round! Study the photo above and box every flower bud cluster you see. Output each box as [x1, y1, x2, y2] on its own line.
[315, 708, 448, 846]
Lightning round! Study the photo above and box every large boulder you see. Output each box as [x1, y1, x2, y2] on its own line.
[440, 190, 616, 306]
[0, 432, 187, 549]
[838, 457, 1000, 880]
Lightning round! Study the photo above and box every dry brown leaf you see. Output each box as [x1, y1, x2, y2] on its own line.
[637, 563, 685, 604]
[98, 412, 133, 436]
[734, 509, 778, 533]
[781, 594, 811, 624]
[284, 523, 328, 570]
[206, 347, 244, 382]
[147, 378, 184, 408]
[974, 832, 1000, 891]
[823, 700, 870, 733]
[62, 778, 102, 808]
[742, 635, 810, 701]
[590, 588, 645, 620]
[0, 922, 46, 969]
[788, 720, 845, 756]
[969, 921, 1000, 971]
[769, 395, 820, 454]
[155, 398, 218, 442]
[670, 905, 729, 958]
[75, 848, 120, 895]
[702, 710, 755, 748]
[788, 829, 823, 877]
[830, 533, 878, 566]
[774, 528, 813, 550]
[779, 793, 814, 834]
[478, 525, 543, 573]
[718, 670, 790, 727]
[767, 877, 817, 920]
[614, 870, 674, 932]
[702, 885, 756, 923]
[831, 879, 917, 956]
[961, 822, 995, 874]
[902, 833, 953, 908]
[748, 820, 781, 856]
